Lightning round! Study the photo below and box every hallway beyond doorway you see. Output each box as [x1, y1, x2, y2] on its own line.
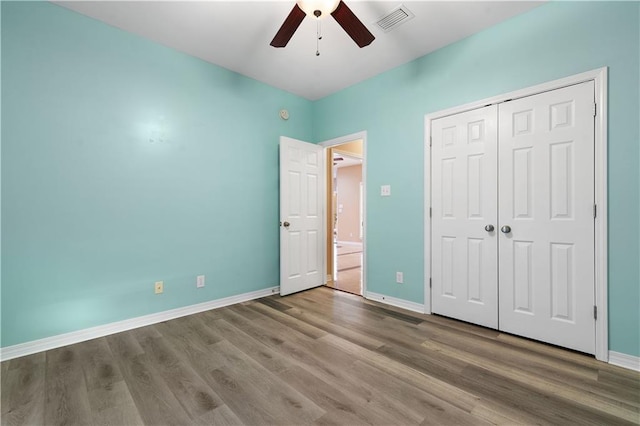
[326, 242, 362, 295]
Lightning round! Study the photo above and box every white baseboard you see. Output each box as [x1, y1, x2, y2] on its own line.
[0, 286, 280, 362]
[365, 291, 425, 314]
[608, 351, 640, 372]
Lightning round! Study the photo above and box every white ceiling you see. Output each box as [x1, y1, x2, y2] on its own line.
[53, 1, 543, 100]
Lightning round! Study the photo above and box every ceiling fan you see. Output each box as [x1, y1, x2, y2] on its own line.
[270, 0, 375, 49]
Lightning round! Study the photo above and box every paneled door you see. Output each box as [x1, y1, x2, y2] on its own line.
[280, 137, 325, 296]
[498, 81, 595, 354]
[431, 105, 499, 328]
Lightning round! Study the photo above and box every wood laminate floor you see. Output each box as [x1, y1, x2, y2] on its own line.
[2, 287, 639, 425]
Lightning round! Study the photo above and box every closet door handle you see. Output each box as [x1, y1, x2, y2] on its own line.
[484, 224, 494, 232]
[501, 225, 511, 234]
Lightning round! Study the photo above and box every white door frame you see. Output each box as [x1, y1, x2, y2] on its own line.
[424, 68, 608, 361]
[320, 131, 368, 296]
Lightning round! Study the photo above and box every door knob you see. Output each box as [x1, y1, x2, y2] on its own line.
[484, 224, 495, 232]
[501, 225, 511, 234]
[283, 221, 290, 228]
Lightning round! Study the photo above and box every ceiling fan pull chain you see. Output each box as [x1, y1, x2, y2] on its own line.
[316, 20, 321, 56]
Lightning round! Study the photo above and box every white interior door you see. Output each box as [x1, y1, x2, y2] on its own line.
[280, 137, 325, 296]
[431, 105, 499, 328]
[498, 81, 595, 354]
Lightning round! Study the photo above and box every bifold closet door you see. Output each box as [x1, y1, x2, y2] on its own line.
[431, 105, 498, 329]
[498, 81, 596, 354]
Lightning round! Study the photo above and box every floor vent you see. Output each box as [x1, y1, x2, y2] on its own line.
[375, 4, 415, 33]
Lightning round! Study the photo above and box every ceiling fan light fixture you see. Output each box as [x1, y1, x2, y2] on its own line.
[297, 0, 340, 19]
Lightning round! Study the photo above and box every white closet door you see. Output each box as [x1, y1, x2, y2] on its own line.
[498, 81, 595, 354]
[431, 105, 498, 329]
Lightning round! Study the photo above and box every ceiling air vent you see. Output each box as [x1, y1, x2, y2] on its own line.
[375, 4, 415, 33]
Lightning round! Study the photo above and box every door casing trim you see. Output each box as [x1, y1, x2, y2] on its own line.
[424, 68, 608, 361]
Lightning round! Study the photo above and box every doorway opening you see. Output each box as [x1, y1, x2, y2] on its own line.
[320, 135, 366, 296]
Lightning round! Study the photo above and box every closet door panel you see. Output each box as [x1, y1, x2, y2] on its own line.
[431, 105, 498, 329]
[498, 81, 596, 354]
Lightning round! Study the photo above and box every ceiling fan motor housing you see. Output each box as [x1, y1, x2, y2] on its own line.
[297, 0, 340, 19]
[271, 0, 375, 49]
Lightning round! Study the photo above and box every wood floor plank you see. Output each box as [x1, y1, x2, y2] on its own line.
[496, 331, 607, 368]
[44, 345, 94, 426]
[77, 338, 124, 392]
[3, 287, 639, 426]
[105, 333, 192, 426]
[207, 317, 293, 374]
[374, 343, 572, 425]
[326, 291, 425, 325]
[256, 296, 294, 312]
[292, 291, 388, 324]
[221, 304, 312, 348]
[432, 323, 600, 381]
[420, 312, 502, 340]
[463, 364, 637, 426]
[219, 307, 365, 381]
[89, 382, 145, 426]
[153, 319, 225, 375]
[1, 353, 46, 426]
[207, 340, 326, 424]
[283, 306, 386, 351]
[177, 314, 224, 345]
[248, 300, 328, 339]
[284, 292, 442, 351]
[599, 369, 640, 405]
[349, 359, 485, 424]
[104, 330, 144, 359]
[192, 403, 244, 426]
[76, 338, 144, 426]
[422, 338, 640, 421]
[133, 327, 226, 421]
[317, 333, 483, 414]
[279, 365, 398, 425]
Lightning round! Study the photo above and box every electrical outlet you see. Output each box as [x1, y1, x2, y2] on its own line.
[381, 185, 391, 197]
[196, 275, 205, 288]
[154, 281, 164, 294]
[396, 272, 404, 284]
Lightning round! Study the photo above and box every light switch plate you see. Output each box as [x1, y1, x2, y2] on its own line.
[196, 275, 205, 288]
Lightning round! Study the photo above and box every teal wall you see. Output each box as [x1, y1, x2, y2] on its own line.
[313, 2, 640, 357]
[1, 2, 313, 346]
[2, 1, 639, 359]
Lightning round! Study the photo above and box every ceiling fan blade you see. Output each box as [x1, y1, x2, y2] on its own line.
[270, 4, 306, 48]
[331, 1, 375, 48]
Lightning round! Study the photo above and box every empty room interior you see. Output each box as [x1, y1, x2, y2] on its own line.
[1, 1, 639, 425]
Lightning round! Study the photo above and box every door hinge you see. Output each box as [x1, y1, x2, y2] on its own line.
[429, 136, 432, 147]
[593, 102, 597, 117]
[429, 278, 432, 289]
[429, 207, 432, 218]
[593, 305, 598, 320]
[593, 204, 597, 219]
